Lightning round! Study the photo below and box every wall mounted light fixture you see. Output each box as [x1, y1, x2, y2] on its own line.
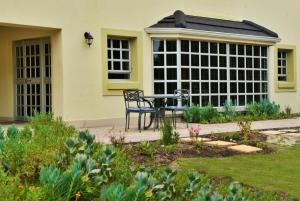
[84, 32, 94, 47]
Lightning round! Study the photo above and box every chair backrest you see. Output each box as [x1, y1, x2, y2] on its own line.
[174, 89, 190, 107]
[123, 89, 144, 109]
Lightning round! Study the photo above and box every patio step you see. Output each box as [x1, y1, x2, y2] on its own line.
[260, 130, 286, 135]
[228, 145, 262, 153]
[180, 137, 211, 142]
[204, 140, 237, 147]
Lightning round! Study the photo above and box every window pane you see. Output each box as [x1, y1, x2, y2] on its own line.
[201, 83, 209, 94]
[220, 96, 227, 106]
[154, 83, 165, 94]
[112, 40, 120, 48]
[181, 40, 189, 52]
[246, 70, 252, 80]
[181, 68, 189, 80]
[191, 55, 199, 66]
[219, 69, 227, 80]
[201, 42, 208, 53]
[181, 54, 189, 66]
[202, 96, 209, 106]
[113, 50, 120, 59]
[108, 73, 130, 79]
[246, 58, 252, 68]
[220, 82, 227, 93]
[211, 96, 219, 107]
[192, 82, 199, 93]
[238, 57, 244, 68]
[166, 54, 177, 66]
[210, 56, 218, 67]
[261, 46, 267, 56]
[246, 83, 253, 93]
[153, 40, 164, 52]
[201, 69, 209, 80]
[121, 40, 129, 49]
[167, 83, 177, 94]
[230, 82, 237, 93]
[154, 68, 164, 80]
[123, 62, 129, 70]
[219, 43, 226, 54]
[191, 41, 199, 52]
[246, 45, 252, 56]
[230, 57, 236, 68]
[230, 44, 236, 55]
[191, 69, 199, 80]
[122, 51, 129, 59]
[220, 56, 227, 67]
[211, 82, 218, 93]
[211, 69, 218, 80]
[238, 45, 244, 55]
[254, 58, 260, 68]
[230, 70, 236, 80]
[238, 83, 245, 93]
[254, 46, 260, 56]
[166, 40, 177, 52]
[201, 55, 208, 66]
[153, 54, 164, 66]
[210, 43, 218, 53]
[167, 68, 177, 80]
[114, 61, 120, 70]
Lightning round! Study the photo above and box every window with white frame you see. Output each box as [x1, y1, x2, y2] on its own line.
[107, 39, 131, 79]
[152, 39, 268, 107]
[277, 50, 287, 81]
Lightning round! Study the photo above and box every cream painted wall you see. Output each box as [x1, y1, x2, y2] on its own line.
[0, 0, 299, 125]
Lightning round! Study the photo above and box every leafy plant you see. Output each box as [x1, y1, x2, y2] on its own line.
[184, 104, 201, 123]
[160, 120, 179, 145]
[199, 103, 220, 123]
[223, 100, 237, 118]
[237, 121, 257, 143]
[136, 141, 156, 157]
[7, 124, 20, 139]
[246, 99, 280, 117]
[285, 106, 292, 116]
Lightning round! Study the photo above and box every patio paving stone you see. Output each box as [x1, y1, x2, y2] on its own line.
[180, 137, 211, 142]
[260, 130, 286, 135]
[204, 140, 236, 147]
[278, 129, 299, 133]
[228, 145, 262, 153]
[282, 133, 300, 137]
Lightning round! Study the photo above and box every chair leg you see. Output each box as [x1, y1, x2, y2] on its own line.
[128, 113, 130, 129]
[138, 113, 142, 132]
[125, 112, 128, 131]
[144, 113, 146, 129]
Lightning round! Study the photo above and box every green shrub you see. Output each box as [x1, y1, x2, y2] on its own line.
[184, 103, 220, 123]
[136, 141, 156, 157]
[0, 125, 4, 140]
[184, 104, 201, 123]
[223, 100, 237, 118]
[7, 124, 20, 139]
[160, 120, 179, 145]
[199, 103, 220, 123]
[246, 99, 280, 117]
[0, 168, 22, 201]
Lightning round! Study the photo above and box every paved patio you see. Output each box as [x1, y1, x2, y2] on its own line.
[82, 117, 300, 144]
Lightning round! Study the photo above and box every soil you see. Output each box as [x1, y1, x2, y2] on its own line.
[126, 142, 239, 166]
[126, 132, 274, 166]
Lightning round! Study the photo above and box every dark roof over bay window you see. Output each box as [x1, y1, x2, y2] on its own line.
[148, 10, 279, 38]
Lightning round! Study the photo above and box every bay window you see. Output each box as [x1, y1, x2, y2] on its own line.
[152, 39, 268, 107]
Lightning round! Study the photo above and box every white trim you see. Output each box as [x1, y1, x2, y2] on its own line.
[145, 28, 281, 44]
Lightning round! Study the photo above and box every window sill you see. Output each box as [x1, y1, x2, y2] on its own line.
[103, 81, 141, 96]
[276, 81, 296, 92]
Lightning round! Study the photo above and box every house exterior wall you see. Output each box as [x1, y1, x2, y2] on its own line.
[0, 0, 299, 126]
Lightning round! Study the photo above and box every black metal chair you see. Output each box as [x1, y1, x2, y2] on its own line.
[164, 89, 190, 128]
[123, 89, 158, 132]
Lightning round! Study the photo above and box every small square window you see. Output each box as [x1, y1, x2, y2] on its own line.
[108, 38, 131, 80]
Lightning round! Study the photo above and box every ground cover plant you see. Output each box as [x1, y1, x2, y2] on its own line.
[184, 99, 299, 124]
[0, 113, 298, 200]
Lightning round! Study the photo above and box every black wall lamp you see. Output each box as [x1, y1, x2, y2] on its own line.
[84, 32, 94, 47]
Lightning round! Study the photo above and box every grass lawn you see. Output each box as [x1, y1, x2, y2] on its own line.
[176, 143, 300, 198]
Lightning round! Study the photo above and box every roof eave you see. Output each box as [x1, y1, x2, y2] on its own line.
[145, 27, 281, 45]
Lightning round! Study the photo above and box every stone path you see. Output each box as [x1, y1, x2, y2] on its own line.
[84, 117, 300, 144]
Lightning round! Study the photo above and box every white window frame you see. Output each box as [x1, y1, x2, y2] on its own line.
[107, 38, 131, 79]
[277, 50, 287, 81]
[152, 39, 269, 108]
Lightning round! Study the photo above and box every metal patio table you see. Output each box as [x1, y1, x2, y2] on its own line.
[141, 95, 180, 129]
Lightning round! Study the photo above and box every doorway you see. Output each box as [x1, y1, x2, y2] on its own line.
[14, 38, 52, 119]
